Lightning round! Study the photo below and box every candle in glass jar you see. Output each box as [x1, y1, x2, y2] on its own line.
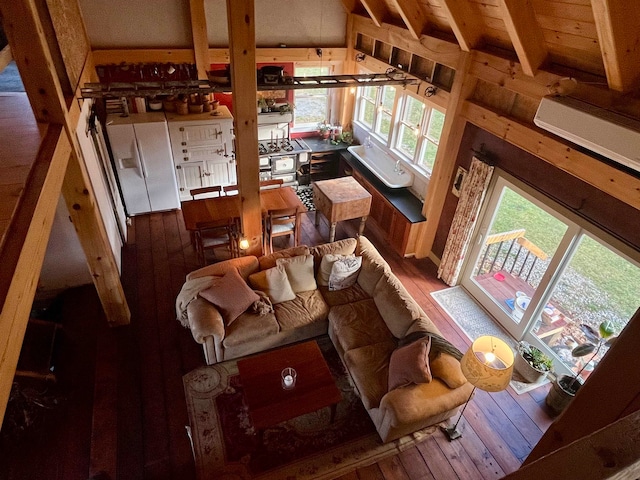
[283, 375, 293, 387]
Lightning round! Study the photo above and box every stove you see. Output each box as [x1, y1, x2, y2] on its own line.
[258, 138, 310, 156]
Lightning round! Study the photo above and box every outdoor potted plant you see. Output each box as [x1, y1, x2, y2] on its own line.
[514, 342, 553, 383]
[317, 122, 332, 139]
[546, 320, 617, 414]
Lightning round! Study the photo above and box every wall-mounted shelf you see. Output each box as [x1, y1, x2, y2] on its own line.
[355, 33, 455, 92]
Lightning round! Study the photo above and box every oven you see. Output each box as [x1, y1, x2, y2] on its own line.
[271, 155, 296, 175]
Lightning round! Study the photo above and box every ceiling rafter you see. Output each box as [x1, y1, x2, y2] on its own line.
[359, 0, 388, 27]
[438, 0, 483, 52]
[498, 0, 547, 77]
[388, 0, 427, 40]
[591, 0, 640, 93]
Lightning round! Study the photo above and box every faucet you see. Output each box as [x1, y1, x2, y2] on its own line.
[394, 159, 403, 174]
[364, 135, 372, 148]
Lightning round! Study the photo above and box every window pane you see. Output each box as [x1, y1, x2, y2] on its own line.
[359, 100, 375, 128]
[295, 96, 328, 125]
[375, 111, 392, 140]
[420, 141, 438, 171]
[398, 124, 418, 156]
[361, 85, 378, 102]
[427, 109, 445, 141]
[534, 235, 640, 378]
[403, 96, 424, 126]
[381, 86, 396, 111]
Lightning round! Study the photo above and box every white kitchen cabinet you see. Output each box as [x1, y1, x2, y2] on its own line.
[166, 106, 235, 200]
[107, 112, 180, 215]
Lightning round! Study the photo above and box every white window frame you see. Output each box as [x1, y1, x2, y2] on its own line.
[291, 64, 332, 132]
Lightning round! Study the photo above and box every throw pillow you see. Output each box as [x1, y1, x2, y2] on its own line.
[430, 352, 467, 389]
[329, 256, 362, 291]
[388, 337, 432, 391]
[248, 265, 296, 304]
[198, 269, 260, 326]
[317, 254, 354, 286]
[276, 255, 317, 293]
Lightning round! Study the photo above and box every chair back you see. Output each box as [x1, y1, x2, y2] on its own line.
[260, 179, 284, 190]
[223, 184, 239, 196]
[265, 206, 300, 253]
[190, 185, 222, 199]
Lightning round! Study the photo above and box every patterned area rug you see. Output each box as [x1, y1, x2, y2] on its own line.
[183, 337, 438, 480]
[296, 185, 315, 211]
[430, 286, 550, 395]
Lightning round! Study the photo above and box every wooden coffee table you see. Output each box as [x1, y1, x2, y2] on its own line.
[237, 341, 342, 439]
[313, 177, 372, 242]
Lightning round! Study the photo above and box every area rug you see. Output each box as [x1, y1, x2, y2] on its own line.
[296, 185, 315, 211]
[183, 337, 438, 479]
[430, 286, 550, 395]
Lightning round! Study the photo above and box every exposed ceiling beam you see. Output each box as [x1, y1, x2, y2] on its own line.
[359, 0, 387, 27]
[388, 0, 427, 40]
[189, 0, 209, 80]
[498, 0, 547, 76]
[591, 0, 640, 93]
[438, 0, 483, 51]
[340, 0, 358, 13]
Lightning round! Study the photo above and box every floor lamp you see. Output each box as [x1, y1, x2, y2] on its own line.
[442, 335, 514, 441]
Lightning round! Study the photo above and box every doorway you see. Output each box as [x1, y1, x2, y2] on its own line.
[461, 174, 640, 378]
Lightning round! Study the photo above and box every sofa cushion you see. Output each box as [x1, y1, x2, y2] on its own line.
[310, 238, 357, 274]
[329, 299, 393, 352]
[259, 246, 310, 270]
[248, 265, 296, 304]
[222, 311, 279, 348]
[318, 283, 370, 307]
[388, 337, 433, 391]
[186, 256, 259, 282]
[198, 269, 260, 325]
[430, 352, 467, 389]
[275, 290, 329, 331]
[373, 273, 424, 338]
[344, 341, 395, 409]
[329, 256, 362, 291]
[356, 236, 390, 295]
[276, 254, 317, 293]
[317, 254, 353, 286]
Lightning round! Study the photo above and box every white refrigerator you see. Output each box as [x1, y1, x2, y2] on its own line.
[107, 112, 180, 215]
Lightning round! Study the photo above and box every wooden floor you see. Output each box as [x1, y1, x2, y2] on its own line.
[0, 208, 555, 480]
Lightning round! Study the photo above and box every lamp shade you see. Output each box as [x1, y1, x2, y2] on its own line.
[460, 336, 514, 392]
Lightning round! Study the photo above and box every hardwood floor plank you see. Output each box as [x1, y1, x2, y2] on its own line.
[455, 416, 507, 479]
[491, 389, 544, 447]
[377, 454, 412, 479]
[356, 462, 385, 479]
[398, 447, 436, 480]
[415, 435, 460, 479]
[432, 426, 486, 479]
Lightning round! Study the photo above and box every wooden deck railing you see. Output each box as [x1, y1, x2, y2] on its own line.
[478, 229, 548, 284]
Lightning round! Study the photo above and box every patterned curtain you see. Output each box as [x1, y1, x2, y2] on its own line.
[438, 157, 494, 286]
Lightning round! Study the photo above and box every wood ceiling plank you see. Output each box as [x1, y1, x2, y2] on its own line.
[92, 49, 196, 65]
[498, 0, 548, 76]
[536, 14, 597, 39]
[189, 0, 210, 80]
[389, 0, 428, 39]
[438, 0, 483, 51]
[360, 0, 388, 27]
[591, 0, 640, 93]
[532, 0, 594, 23]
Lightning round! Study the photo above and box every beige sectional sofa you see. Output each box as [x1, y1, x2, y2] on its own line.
[177, 236, 473, 442]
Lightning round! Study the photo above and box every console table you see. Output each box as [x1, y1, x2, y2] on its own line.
[313, 176, 372, 242]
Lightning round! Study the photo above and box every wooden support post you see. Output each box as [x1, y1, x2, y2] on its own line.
[189, 0, 210, 80]
[415, 52, 475, 259]
[226, 0, 262, 256]
[339, 14, 357, 128]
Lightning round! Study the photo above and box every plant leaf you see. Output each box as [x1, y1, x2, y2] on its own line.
[599, 321, 616, 339]
[605, 336, 617, 347]
[572, 343, 595, 357]
[580, 324, 600, 343]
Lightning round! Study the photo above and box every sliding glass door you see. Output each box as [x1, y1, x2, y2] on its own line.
[461, 174, 640, 377]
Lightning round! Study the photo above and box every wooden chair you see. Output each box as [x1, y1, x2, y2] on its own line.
[190, 185, 222, 199]
[264, 207, 301, 254]
[194, 217, 239, 265]
[259, 179, 284, 190]
[223, 184, 239, 196]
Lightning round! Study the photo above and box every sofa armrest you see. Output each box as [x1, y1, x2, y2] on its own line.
[186, 297, 225, 344]
[186, 256, 259, 281]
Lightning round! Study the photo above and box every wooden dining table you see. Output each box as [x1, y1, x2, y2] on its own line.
[180, 186, 307, 231]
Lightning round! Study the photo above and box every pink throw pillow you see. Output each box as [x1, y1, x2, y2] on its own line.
[199, 269, 259, 326]
[388, 337, 433, 391]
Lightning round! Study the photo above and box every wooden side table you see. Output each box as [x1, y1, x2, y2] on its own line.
[313, 177, 372, 242]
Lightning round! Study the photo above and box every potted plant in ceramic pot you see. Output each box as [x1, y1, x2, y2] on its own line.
[515, 342, 553, 383]
[546, 320, 617, 415]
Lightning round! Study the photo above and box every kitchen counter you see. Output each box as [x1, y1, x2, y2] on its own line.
[302, 137, 350, 153]
[341, 150, 426, 224]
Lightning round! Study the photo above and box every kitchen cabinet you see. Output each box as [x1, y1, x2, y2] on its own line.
[351, 168, 423, 257]
[106, 112, 180, 215]
[166, 106, 235, 200]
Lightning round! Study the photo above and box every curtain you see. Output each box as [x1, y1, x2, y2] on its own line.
[438, 157, 494, 286]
